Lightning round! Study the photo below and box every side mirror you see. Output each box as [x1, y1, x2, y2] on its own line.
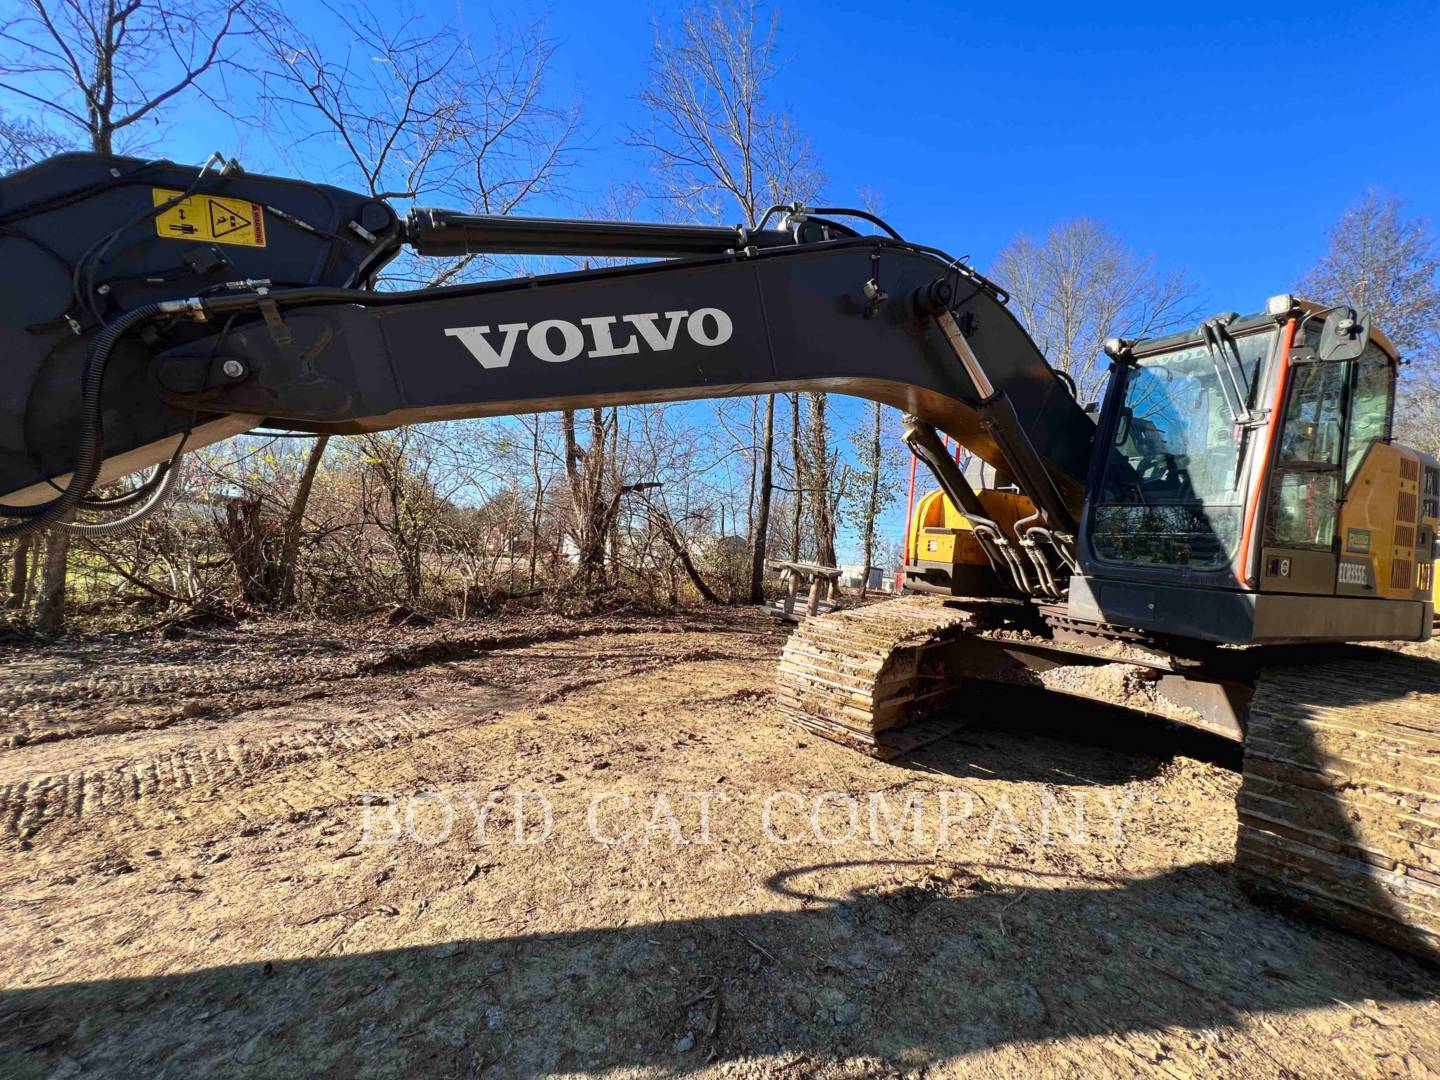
[1318, 307, 1371, 362]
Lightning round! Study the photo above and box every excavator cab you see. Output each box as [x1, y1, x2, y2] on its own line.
[1073, 299, 1436, 643]
[903, 297, 1436, 645]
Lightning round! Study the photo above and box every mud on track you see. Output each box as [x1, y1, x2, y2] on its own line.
[2, 608, 1439, 1078]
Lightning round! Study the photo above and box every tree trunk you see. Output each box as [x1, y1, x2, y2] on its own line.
[789, 393, 803, 561]
[561, 409, 611, 590]
[605, 408, 621, 583]
[748, 394, 775, 603]
[6, 537, 31, 610]
[33, 529, 71, 634]
[277, 435, 330, 608]
[529, 419, 542, 589]
[649, 502, 721, 605]
[585, 408, 606, 587]
[218, 496, 284, 607]
[26, 536, 41, 603]
[745, 397, 758, 539]
[806, 393, 839, 568]
[860, 403, 883, 598]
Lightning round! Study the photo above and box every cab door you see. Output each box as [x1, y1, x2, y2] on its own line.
[1258, 354, 1348, 593]
[1258, 336, 1397, 595]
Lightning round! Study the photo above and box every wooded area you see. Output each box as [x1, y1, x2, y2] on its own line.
[1, 0, 1436, 634]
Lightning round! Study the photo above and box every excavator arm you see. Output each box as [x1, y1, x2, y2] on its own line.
[0, 152, 1092, 587]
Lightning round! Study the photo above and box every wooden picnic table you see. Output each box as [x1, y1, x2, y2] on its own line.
[767, 560, 843, 621]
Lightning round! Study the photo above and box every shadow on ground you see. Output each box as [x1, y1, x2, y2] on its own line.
[4, 855, 1436, 1077]
[895, 683, 1242, 787]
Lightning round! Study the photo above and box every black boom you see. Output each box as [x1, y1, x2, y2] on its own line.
[0, 153, 1092, 547]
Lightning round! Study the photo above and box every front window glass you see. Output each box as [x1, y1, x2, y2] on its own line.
[1092, 331, 1273, 570]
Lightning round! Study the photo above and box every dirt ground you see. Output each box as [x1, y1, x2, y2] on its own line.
[2, 605, 1439, 1078]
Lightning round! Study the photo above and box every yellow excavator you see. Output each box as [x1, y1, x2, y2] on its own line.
[1, 152, 1436, 959]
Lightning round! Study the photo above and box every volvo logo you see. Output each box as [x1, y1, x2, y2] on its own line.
[444, 309, 734, 369]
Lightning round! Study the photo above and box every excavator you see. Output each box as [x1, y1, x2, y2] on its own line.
[1, 152, 1437, 960]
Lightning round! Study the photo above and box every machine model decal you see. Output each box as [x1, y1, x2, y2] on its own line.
[444, 309, 734, 369]
[1338, 560, 1371, 587]
[1346, 528, 1373, 554]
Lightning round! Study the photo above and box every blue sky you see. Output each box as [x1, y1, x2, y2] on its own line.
[9, 0, 1438, 563]
[125, 0, 1438, 304]
[536, 0, 1439, 306]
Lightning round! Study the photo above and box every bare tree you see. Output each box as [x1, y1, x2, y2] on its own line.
[523, 414, 548, 588]
[1298, 189, 1440, 455]
[846, 400, 903, 596]
[5, 536, 33, 609]
[750, 396, 777, 598]
[275, 435, 326, 606]
[1400, 367, 1440, 457]
[0, 107, 64, 171]
[246, 2, 578, 604]
[992, 218, 1201, 406]
[788, 393, 803, 560]
[562, 408, 618, 590]
[801, 393, 846, 569]
[32, 525, 70, 633]
[0, 0, 246, 155]
[251, 3, 576, 282]
[633, 0, 824, 602]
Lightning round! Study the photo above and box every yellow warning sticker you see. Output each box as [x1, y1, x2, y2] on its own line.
[152, 188, 266, 247]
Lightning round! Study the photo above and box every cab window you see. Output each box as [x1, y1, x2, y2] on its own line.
[1263, 339, 1394, 551]
[1344, 342, 1394, 481]
[1092, 332, 1272, 570]
[1277, 361, 1346, 468]
[1265, 358, 1346, 550]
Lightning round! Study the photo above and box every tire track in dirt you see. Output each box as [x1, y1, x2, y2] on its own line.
[1, 620, 775, 749]
[2, 633, 780, 842]
[533, 646, 757, 704]
[2, 706, 443, 841]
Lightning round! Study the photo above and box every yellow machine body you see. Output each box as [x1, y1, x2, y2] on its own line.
[1334, 444, 1439, 602]
[904, 486, 1035, 596]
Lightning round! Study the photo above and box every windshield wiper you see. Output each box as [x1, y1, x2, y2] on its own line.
[1199, 315, 1269, 486]
[1200, 315, 1262, 428]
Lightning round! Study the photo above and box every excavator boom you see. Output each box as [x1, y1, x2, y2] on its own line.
[0, 153, 1091, 525]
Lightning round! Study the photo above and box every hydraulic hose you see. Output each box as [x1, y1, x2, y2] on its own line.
[75, 461, 171, 512]
[0, 302, 168, 538]
[53, 455, 185, 536]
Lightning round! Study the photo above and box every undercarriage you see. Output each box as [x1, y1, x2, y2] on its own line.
[777, 597, 1440, 958]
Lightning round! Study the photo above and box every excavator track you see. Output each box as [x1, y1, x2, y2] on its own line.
[1236, 649, 1440, 960]
[775, 596, 979, 758]
[778, 599, 1440, 959]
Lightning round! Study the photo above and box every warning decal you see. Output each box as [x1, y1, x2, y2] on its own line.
[152, 188, 266, 247]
